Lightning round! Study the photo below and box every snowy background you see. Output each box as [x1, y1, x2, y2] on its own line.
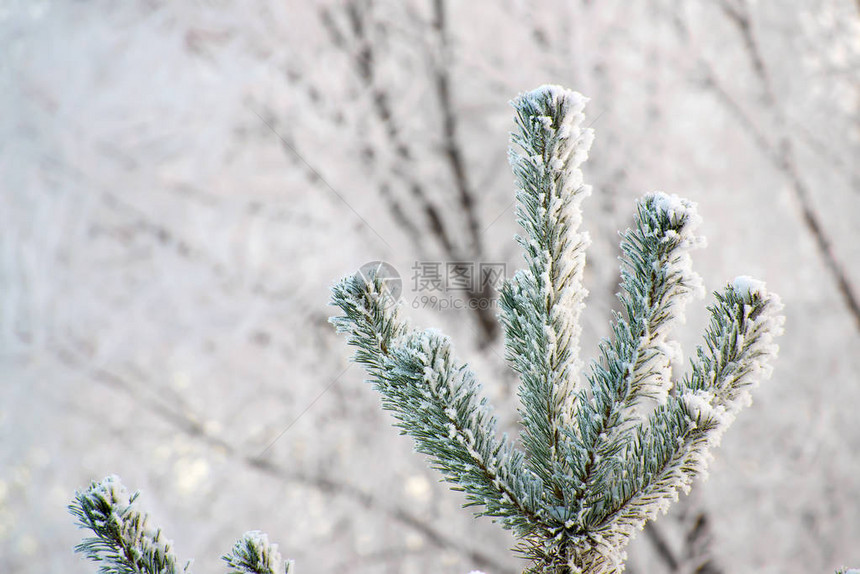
[2, 1, 860, 573]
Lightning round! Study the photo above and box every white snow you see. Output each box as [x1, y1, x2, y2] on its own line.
[650, 192, 689, 217]
[682, 390, 722, 423]
[732, 275, 767, 298]
[648, 192, 704, 234]
[523, 84, 589, 114]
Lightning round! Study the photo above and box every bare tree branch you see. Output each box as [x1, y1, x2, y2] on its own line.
[318, 1, 500, 345]
[644, 522, 680, 572]
[682, 510, 722, 573]
[430, 0, 484, 257]
[720, 0, 860, 332]
[674, 1, 860, 333]
[320, 1, 457, 256]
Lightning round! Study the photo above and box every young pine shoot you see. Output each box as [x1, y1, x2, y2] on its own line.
[330, 85, 785, 573]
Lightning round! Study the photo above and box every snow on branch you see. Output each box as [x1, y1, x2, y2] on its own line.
[562, 191, 706, 502]
[223, 531, 293, 574]
[500, 85, 594, 493]
[681, 279, 785, 419]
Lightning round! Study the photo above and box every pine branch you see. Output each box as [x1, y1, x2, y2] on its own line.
[222, 531, 293, 574]
[570, 397, 718, 571]
[330, 273, 552, 537]
[499, 86, 594, 493]
[69, 476, 190, 574]
[568, 279, 783, 571]
[330, 84, 787, 574]
[561, 192, 705, 511]
[681, 277, 785, 415]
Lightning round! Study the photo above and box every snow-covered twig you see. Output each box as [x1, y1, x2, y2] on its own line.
[69, 476, 190, 574]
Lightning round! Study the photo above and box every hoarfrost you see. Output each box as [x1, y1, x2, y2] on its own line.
[650, 191, 694, 221]
[732, 275, 767, 298]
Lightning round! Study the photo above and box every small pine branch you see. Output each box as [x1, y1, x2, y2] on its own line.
[222, 531, 293, 574]
[561, 279, 782, 571]
[69, 476, 189, 574]
[500, 87, 593, 494]
[330, 84, 786, 574]
[569, 397, 718, 571]
[681, 277, 785, 415]
[330, 274, 552, 537]
[561, 193, 705, 509]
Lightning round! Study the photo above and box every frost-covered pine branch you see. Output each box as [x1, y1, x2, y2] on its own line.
[500, 86, 593, 493]
[223, 531, 293, 574]
[70, 476, 292, 574]
[330, 276, 548, 536]
[69, 476, 190, 574]
[330, 85, 785, 574]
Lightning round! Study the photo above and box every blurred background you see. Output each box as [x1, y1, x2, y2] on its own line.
[2, 1, 859, 572]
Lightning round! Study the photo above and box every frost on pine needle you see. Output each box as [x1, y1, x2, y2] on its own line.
[731, 275, 767, 298]
[223, 531, 293, 574]
[502, 85, 594, 490]
[69, 475, 190, 574]
[331, 273, 547, 535]
[331, 85, 784, 573]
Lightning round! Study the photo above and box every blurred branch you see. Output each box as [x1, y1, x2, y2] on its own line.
[721, 0, 860, 333]
[253, 107, 392, 250]
[674, 1, 860, 333]
[788, 120, 860, 191]
[319, 1, 456, 257]
[430, 0, 484, 257]
[682, 509, 721, 573]
[428, 0, 499, 344]
[318, 0, 499, 345]
[637, 503, 722, 574]
[48, 153, 305, 302]
[717, 1, 775, 104]
[644, 522, 679, 572]
[327, 545, 426, 571]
